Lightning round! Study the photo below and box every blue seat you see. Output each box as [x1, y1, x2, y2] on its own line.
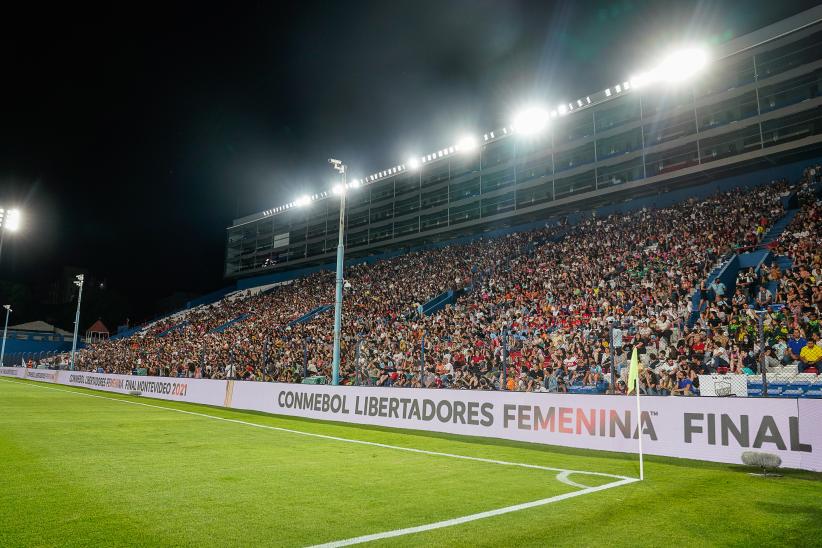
[790, 380, 814, 387]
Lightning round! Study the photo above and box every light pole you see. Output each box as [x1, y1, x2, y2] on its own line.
[1, 305, 11, 366]
[329, 158, 347, 386]
[70, 274, 85, 371]
[0, 208, 22, 266]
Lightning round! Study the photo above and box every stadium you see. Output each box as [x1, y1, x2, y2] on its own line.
[2, 3, 822, 547]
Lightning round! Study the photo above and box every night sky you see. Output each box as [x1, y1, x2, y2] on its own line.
[1, 0, 817, 324]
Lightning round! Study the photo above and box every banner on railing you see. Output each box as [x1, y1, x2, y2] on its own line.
[0, 367, 24, 378]
[699, 374, 748, 397]
[23, 369, 60, 383]
[2, 367, 820, 472]
[61, 371, 229, 407]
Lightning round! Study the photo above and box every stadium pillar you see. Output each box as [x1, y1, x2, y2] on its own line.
[419, 330, 426, 381]
[329, 159, 347, 386]
[756, 310, 768, 397]
[302, 337, 308, 379]
[261, 336, 269, 378]
[355, 337, 362, 386]
[0, 305, 11, 366]
[500, 324, 509, 390]
[70, 274, 85, 371]
[609, 322, 616, 394]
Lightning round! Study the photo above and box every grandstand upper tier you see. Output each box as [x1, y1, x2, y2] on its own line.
[227, 5, 822, 279]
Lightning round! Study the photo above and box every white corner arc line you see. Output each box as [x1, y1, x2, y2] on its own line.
[308, 477, 638, 548]
[1, 378, 641, 545]
[555, 470, 591, 489]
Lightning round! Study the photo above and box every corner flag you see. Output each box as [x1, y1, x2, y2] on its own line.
[627, 347, 644, 480]
[627, 348, 639, 395]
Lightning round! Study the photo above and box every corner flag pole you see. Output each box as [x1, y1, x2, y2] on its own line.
[628, 347, 644, 481]
[635, 373, 644, 481]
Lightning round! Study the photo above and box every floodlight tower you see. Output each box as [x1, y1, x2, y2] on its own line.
[0, 305, 11, 366]
[329, 158, 347, 386]
[70, 274, 85, 371]
[0, 208, 22, 266]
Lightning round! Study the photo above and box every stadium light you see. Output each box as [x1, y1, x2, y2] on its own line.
[328, 158, 347, 386]
[656, 48, 708, 82]
[332, 183, 345, 195]
[295, 195, 312, 207]
[455, 135, 478, 152]
[407, 157, 420, 170]
[512, 107, 550, 135]
[631, 47, 708, 88]
[3, 209, 21, 232]
[0, 304, 11, 366]
[0, 207, 22, 267]
[70, 274, 84, 371]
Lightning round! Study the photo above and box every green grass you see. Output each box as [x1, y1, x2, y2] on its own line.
[1, 378, 820, 547]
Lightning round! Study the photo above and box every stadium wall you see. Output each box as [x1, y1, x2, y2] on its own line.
[3, 368, 820, 473]
[0, 338, 75, 355]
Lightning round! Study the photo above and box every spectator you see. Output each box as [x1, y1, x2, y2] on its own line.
[672, 370, 695, 396]
[799, 339, 821, 373]
[787, 329, 808, 363]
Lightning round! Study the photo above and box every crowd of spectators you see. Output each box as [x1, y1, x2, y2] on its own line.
[41, 167, 821, 396]
[761, 167, 822, 375]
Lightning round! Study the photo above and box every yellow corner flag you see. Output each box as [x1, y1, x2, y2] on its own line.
[627, 346, 644, 480]
[627, 347, 639, 395]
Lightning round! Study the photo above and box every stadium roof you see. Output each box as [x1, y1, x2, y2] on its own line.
[10, 320, 73, 336]
[85, 319, 110, 335]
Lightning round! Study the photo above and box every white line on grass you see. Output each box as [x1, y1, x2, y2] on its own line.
[555, 470, 591, 489]
[309, 477, 637, 548]
[1, 378, 640, 545]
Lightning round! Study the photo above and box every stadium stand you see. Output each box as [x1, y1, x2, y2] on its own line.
[24, 165, 822, 397]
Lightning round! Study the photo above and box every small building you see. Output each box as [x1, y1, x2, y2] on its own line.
[85, 320, 110, 343]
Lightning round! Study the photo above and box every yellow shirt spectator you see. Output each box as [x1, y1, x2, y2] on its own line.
[800, 343, 822, 365]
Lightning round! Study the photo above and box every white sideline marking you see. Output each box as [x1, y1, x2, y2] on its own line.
[309, 477, 637, 548]
[1, 378, 639, 545]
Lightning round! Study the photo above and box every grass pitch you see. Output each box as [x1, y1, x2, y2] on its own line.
[1, 378, 821, 547]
